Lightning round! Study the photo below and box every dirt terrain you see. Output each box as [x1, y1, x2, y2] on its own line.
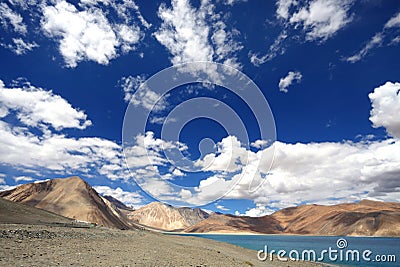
[0, 223, 332, 267]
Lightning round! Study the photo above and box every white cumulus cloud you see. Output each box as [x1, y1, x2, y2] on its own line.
[0, 80, 127, 181]
[242, 204, 275, 217]
[154, 0, 243, 76]
[369, 81, 400, 138]
[278, 71, 302, 93]
[0, 80, 91, 130]
[288, 0, 353, 41]
[41, 0, 142, 67]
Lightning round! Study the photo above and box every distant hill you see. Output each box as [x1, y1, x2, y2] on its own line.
[271, 200, 400, 236]
[0, 176, 133, 229]
[185, 200, 400, 236]
[127, 202, 209, 231]
[184, 213, 283, 234]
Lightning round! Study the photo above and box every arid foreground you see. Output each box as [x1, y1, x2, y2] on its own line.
[0, 224, 330, 267]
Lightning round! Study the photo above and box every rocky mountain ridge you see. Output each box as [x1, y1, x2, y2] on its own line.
[1, 176, 400, 236]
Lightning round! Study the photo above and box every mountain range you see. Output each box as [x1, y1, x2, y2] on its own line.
[1, 176, 400, 237]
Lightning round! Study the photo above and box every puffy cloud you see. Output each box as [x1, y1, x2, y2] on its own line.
[369, 81, 400, 138]
[346, 11, 400, 63]
[41, 0, 142, 67]
[0, 80, 91, 130]
[123, 133, 256, 205]
[42, 1, 117, 67]
[288, 0, 353, 41]
[194, 136, 254, 173]
[0, 80, 126, 181]
[94, 185, 144, 208]
[241, 204, 275, 217]
[0, 2, 27, 34]
[154, 0, 212, 64]
[250, 140, 269, 149]
[124, 131, 188, 170]
[154, 0, 243, 75]
[115, 24, 141, 53]
[278, 71, 302, 93]
[0, 120, 123, 176]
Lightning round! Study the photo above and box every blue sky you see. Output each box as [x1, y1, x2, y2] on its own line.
[0, 0, 399, 216]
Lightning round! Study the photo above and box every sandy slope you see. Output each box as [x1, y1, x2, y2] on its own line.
[0, 224, 331, 267]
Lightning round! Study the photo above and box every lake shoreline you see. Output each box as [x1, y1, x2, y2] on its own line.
[165, 231, 400, 238]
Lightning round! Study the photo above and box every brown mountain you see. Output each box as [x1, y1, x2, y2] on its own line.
[127, 202, 209, 231]
[185, 200, 400, 236]
[184, 213, 283, 234]
[0, 176, 133, 229]
[271, 200, 400, 236]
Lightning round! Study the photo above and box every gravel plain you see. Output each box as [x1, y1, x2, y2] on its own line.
[0, 223, 334, 267]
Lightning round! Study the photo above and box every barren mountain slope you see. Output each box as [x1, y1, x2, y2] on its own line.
[184, 200, 400, 236]
[184, 213, 283, 234]
[271, 200, 400, 236]
[0, 176, 133, 229]
[127, 202, 209, 231]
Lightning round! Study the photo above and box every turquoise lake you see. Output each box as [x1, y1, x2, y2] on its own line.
[175, 234, 400, 266]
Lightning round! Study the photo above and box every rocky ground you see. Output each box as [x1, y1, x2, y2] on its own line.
[0, 223, 335, 267]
